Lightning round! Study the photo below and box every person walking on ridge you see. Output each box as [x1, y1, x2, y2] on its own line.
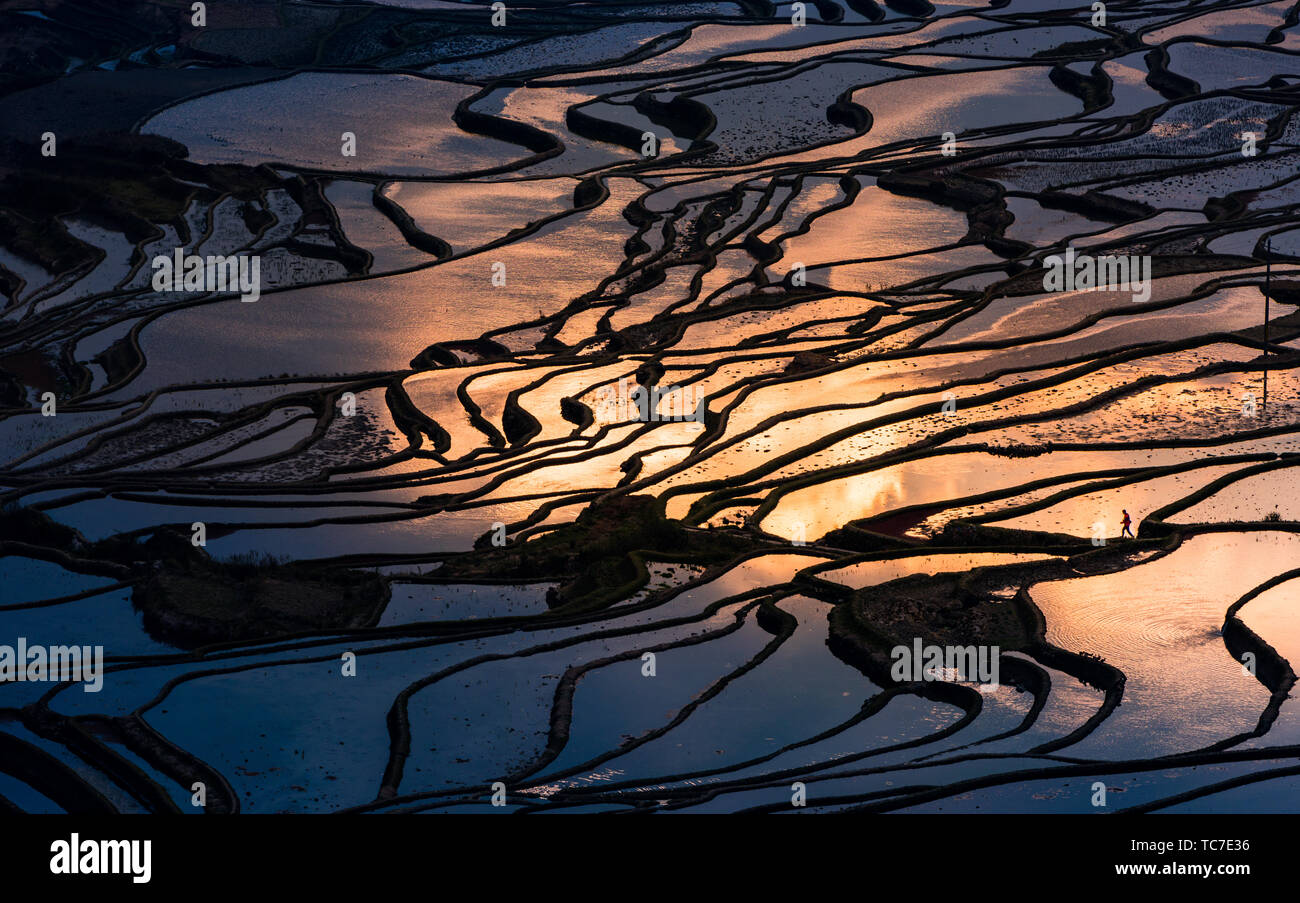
[1121, 509, 1134, 539]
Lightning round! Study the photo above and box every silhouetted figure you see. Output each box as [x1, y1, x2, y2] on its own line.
[1121, 509, 1134, 539]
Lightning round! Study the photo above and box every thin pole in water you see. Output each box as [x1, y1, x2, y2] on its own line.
[1264, 237, 1271, 418]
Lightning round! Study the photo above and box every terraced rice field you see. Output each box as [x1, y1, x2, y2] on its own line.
[1, 0, 1299, 814]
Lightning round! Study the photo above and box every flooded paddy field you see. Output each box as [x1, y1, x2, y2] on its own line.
[2, 0, 1300, 815]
